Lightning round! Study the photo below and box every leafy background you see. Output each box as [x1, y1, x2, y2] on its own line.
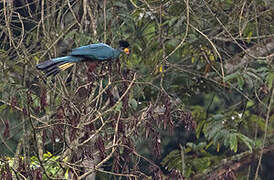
[0, 0, 273, 179]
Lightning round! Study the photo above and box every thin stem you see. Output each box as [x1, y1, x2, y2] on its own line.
[255, 87, 274, 179]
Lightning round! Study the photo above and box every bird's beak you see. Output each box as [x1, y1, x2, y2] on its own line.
[123, 48, 130, 55]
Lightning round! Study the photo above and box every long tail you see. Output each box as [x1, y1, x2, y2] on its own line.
[36, 56, 82, 77]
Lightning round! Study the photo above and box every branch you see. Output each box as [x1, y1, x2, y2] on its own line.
[0, 99, 48, 126]
[225, 39, 274, 73]
[255, 87, 274, 179]
[193, 145, 274, 180]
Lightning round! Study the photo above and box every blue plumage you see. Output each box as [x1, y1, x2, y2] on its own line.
[51, 56, 82, 63]
[70, 43, 121, 60]
[36, 41, 129, 77]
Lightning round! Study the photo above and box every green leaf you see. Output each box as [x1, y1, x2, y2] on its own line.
[192, 157, 212, 171]
[246, 71, 263, 83]
[229, 134, 238, 152]
[224, 132, 230, 147]
[237, 76, 244, 90]
[255, 67, 269, 73]
[115, 102, 123, 112]
[161, 149, 182, 171]
[0, 104, 7, 113]
[247, 31, 253, 43]
[196, 120, 206, 139]
[205, 140, 214, 149]
[246, 100, 254, 108]
[191, 57, 195, 63]
[249, 114, 265, 130]
[208, 54, 214, 61]
[213, 129, 229, 145]
[186, 142, 196, 150]
[224, 72, 239, 82]
[266, 72, 274, 90]
[43, 151, 52, 160]
[65, 168, 69, 179]
[236, 133, 254, 152]
[168, 17, 179, 27]
[205, 121, 223, 140]
[113, 2, 127, 9]
[196, 142, 207, 150]
[211, 114, 225, 121]
[129, 98, 138, 110]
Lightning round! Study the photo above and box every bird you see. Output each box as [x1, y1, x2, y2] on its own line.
[36, 40, 130, 77]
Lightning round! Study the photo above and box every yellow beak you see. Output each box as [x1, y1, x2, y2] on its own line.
[123, 48, 130, 55]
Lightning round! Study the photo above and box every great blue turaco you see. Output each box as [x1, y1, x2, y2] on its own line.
[36, 40, 130, 76]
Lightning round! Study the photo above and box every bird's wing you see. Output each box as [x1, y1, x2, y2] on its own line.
[70, 43, 116, 60]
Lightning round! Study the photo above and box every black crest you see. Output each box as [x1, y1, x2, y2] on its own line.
[119, 40, 130, 48]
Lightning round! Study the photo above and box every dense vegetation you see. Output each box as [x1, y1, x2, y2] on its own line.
[0, 0, 273, 179]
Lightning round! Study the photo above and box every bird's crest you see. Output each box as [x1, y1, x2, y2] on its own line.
[119, 40, 129, 48]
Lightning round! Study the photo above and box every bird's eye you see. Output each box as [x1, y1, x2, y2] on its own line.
[123, 48, 130, 55]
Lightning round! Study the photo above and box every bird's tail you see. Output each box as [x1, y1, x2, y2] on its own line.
[36, 56, 82, 77]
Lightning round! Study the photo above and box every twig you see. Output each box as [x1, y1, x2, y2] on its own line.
[67, 0, 81, 27]
[255, 87, 274, 179]
[190, 24, 224, 81]
[0, 99, 48, 126]
[161, 0, 190, 63]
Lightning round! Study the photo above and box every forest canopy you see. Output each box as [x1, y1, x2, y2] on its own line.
[0, 0, 273, 179]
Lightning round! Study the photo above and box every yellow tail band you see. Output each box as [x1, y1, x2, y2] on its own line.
[58, 63, 74, 71]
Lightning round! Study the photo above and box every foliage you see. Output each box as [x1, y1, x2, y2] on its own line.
[0, 152, 68, 179]
[0, 0, 273, 179]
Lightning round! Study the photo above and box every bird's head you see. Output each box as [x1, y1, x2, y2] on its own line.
[119, 40, 130, 55]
